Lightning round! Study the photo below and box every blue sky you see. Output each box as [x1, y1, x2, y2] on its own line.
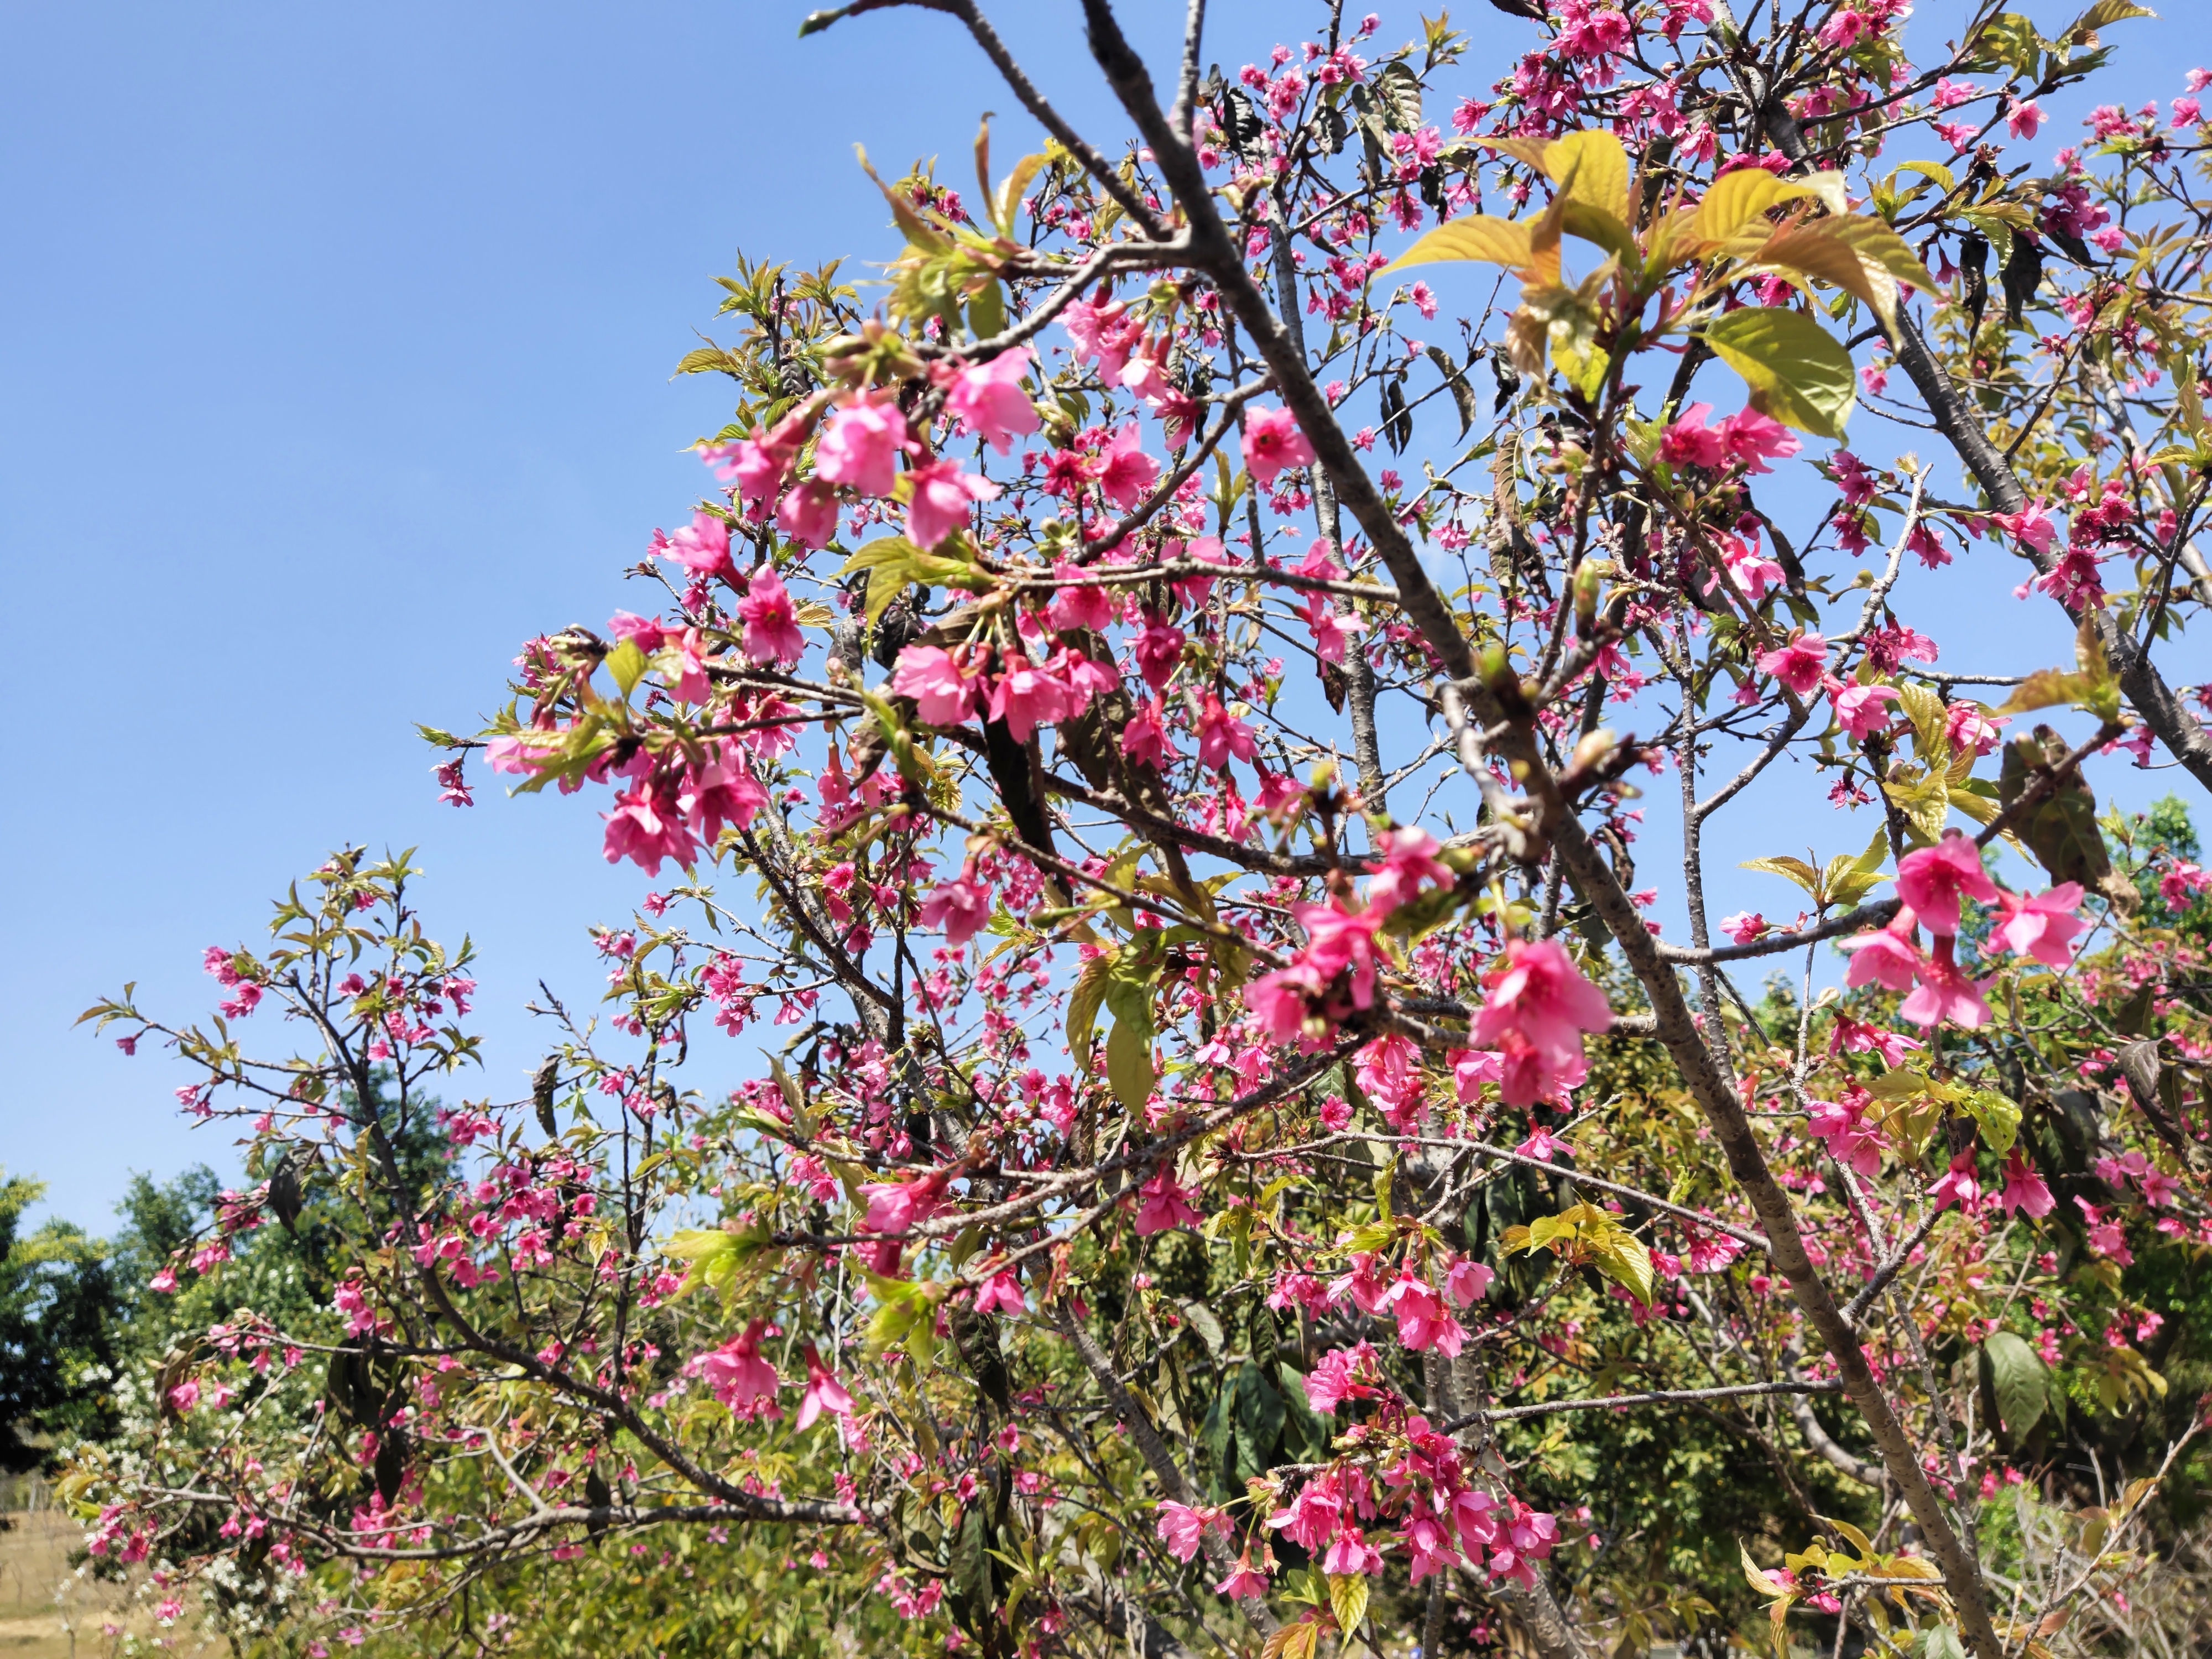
[4, 1, 2206, 1232]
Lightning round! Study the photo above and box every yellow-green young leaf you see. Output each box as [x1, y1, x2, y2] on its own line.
[1543, 129, 1632, 230]
[1961, 1087, 2021, 1154]
[1997, 667, 2095, 714]
[2067, 0, 2155, 41]
[1881, 766, 1952, 846]
[1895, 681, 1949, 759]
[1740, 1541, 1792, 1599]
[1703, 307, 1856, 438]
[1328, 1574, 1371, 1645]
[1592, 1229, 1656, 1306]
[1825, 214, 1936, 295]
[1695, 169, 1823, 244]
[2074, 612, 2120, 717]
[606, 637, 649, 698]
[1105, 1018, 1155, 1112]
[1745, 224, 1900, 329]
[1382, 215, 1536, 275]
[1066, 953, 1113, 1074]
[1889, 159, 1956, 196]
[1820, 826, 1892, 911]
[1743, 854, 1824, 900]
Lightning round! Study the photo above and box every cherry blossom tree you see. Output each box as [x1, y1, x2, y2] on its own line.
[67, 3, 2212, 1657]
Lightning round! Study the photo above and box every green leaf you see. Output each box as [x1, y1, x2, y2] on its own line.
[1199, 1387, 1235, 1487]
[2065, 0, 2155, 44]
[1327, 1573, 1371, 1646]
[1967, 12, 2046, 75]
[1960, 1087, 2021, 1154]
[1277, 1360, 1334, 1455]
[1066, 953, 1113, 1073]
[1703, 306, 1856, 439]
[1983, 1329, 2049, 1441]
[1921, 1625, 1968, 1659]
[1742, 854, 1823, 901]
[1233, 1361, 1286, 1479]
[1824, 826, 1892, 910]
[1105, 1018, 1155, 1112]
[606, 638, 648, 698]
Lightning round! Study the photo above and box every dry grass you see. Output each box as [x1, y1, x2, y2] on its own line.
[0, 1511, 215, 1659]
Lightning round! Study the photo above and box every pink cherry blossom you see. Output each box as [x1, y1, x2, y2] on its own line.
[737, 565, 805, 667]
[696, 1319, 781, 1417]
[939, 347, 1040, 453]
[2006, 96, 2044, 138]
[794, 1345, 854, 1430]
[1214, 1555, 1270, 1599]
[701, 433, 792, 521]
[1755, 632, 1828, 697]
[602, 781, 697, 877]
[1718, 407, 1801, 473]
[1045, 562, 1114, 632]
[1472, 937, 1611, 1109]
[1832, 681, 1900, 740]
[1120, 698, 1180, 766]
[987, 650, 1073, 740]
[920, 865, 993, 946]
[1156, 1500, 1226, 1563]
[1366, 826, 1454, 915]
[905, 458, 999, 549]
[1896, 832, 1999, 936]
[1838, 910, 1924, 992]
[814, 393, 907, 497]
[1195, 692, 1259, 771]
[860, 1173, 948, 1237]
[1660, 403, 1727, 468]
[776, 481, 841, 550]
[1900, 935, 1993, 1029]
[1095, 424, 1161, 510]
[1134, 1168, 1199, 1233]
[1929, 1150, 1981, 1212]
[1243, 404, 1316, 487]
[660, 509, 737, 577]
[681, 753, 767, 842]
[1992, 883, 2085, 966]
[1721, 911, 1768, 946]
[1132, 614, 1186, 689]
[889, 645, 979, 726]
[1998, 1151, 2054, 1219]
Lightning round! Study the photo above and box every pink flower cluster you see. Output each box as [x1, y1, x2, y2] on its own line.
[1838, 834, 2086, 1027]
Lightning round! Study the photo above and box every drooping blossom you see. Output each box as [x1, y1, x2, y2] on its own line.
[859, 1173, 949, 1238]
[1155, 1501, 1227, 1563]
[1195, 693, 1259, 771]
[776, 480, 841, 550]
[1721, 912, 1768, 946]
[659, 508, 736, 577]
[1838, 910, 1924, 992]
[938, 347, 1040, 452]
[1896, 832, 1999, 935]
[1998, 1152, 2054, 1219]
[905, 458, 999, 549]
[1832, 681, 1900, 740]
[1243, 404, 1316, 486]
[1719, 407, 1801, 472]
[889, 645, 979, 726]
[794, 1345, 854, 1430]
[1134, 1168, 1199, 1233]
[1660, 403, 1728, 468]
[1929, 1150, 1982, 1212]
[1121, 698, 1179, 766]
[814, 393, 907, 496]
[1470, 937, 1613, 1108]
[2075, 1197, 2133, 1264]
[1900, 935, 1994, 1029]
[1808, 1094, 1884, 1178]
[696, 1319, 781, 1417]
[1365, 826, 1454, 915]
[1992, 883, 2086, 966]
[1095, 424, 1161, 510]
[737, 565, 805, 666]
[920, 863, 993, 947]
[1046, 562, 1114, 632]
[603, 781, 696, 877]
[1214, 1555, 1270, 1599]
[1755, 632, 1828, 697]
[988, 649, 1073, 740]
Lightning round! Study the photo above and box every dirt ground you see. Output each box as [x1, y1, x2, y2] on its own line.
[0, 1511, 215, 1659]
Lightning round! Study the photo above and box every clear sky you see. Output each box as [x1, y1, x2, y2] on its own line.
[5, 1, 2207, 1233]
